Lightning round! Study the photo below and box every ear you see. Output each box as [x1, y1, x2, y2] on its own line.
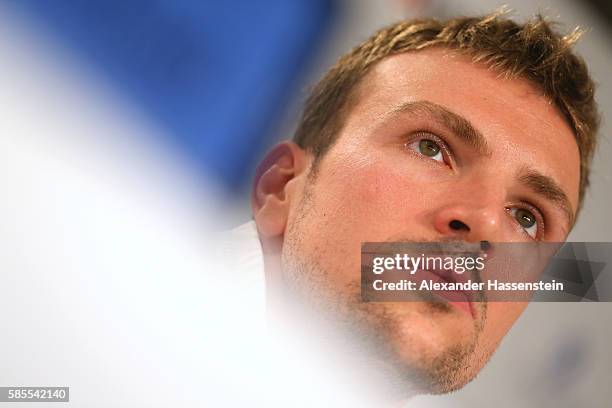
[251, 142, 308, 238]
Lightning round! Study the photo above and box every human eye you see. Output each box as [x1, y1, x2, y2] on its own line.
[506, 205, 545, 240]
[405, 132, 452, 167]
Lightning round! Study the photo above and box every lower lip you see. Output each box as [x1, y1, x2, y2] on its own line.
[447, 301, 473, 317]
[418, 269, 475, 318]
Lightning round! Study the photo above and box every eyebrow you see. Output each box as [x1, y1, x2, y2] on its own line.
[387, 100, 492, 156]
[518, 168, 575, 229]
[387, 100, 575, 229]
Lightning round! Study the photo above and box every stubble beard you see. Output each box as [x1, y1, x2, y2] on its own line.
[277, 175, 488, 396]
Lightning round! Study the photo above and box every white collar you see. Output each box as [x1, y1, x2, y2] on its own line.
[221, 220, 266, 314]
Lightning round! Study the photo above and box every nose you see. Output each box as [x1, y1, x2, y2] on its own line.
[432, 204, 502, 242]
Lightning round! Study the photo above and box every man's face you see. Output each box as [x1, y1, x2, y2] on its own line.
[277, 48, 580, 393]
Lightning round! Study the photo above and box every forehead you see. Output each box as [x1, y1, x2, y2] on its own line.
[342, 47, 581, 211]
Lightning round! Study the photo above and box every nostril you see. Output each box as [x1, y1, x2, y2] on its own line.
[480, 240, 491, 250]
[449, 219, 470, 232]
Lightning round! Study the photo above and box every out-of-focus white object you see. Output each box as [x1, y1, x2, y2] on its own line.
[0, 5, 385, 407]
[0, 3, 262, 406]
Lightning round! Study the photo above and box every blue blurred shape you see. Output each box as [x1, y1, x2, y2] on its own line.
[15, 0, 336, 189]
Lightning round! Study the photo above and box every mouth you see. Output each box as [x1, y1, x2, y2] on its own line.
[416, 267, 478, 319]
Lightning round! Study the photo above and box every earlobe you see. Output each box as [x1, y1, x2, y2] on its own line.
[251, 142, 307, 238]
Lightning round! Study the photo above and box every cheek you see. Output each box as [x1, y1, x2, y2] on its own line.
[314, 154, 431, 240]
[291, 149, 449, 285]
[287, 157, 419, 286]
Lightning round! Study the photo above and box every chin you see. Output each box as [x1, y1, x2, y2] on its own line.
[361, 302, 484, 394]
